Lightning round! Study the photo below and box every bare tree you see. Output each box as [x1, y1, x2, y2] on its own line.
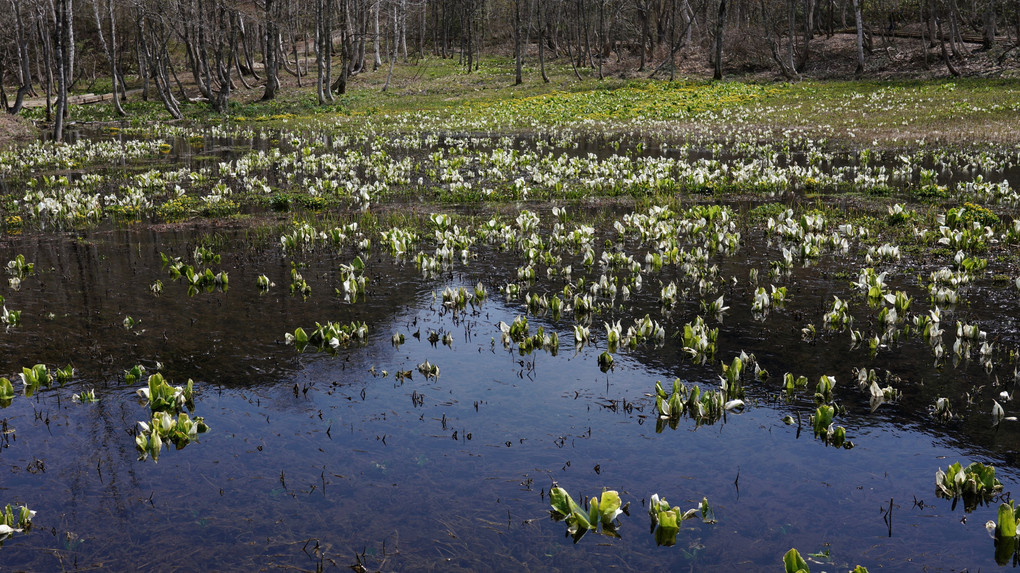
[52, 0, 72, 140]
[981, 0, 996, 50]
[852, 0, 865, 74]
[514, 0, 523, 84]
[798, 0, 814, 69]
[713, 0, 726, 80]
[91, 0, 126, 116]
[137, 5, 183, 118]
[382, 1, 397, 89]
[935, 0, 960, 75]
[261, 0, 282, 100]
[761, 0, 799, 79]
[538, 0, 549, 82]
[373, 0, 383, 69]
[3, 0, 35, 114]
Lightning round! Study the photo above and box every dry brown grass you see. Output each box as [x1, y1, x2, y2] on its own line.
[0, 112, 35, 147]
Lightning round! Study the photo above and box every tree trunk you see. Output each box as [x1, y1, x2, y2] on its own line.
[798, 0, 814, 69]
[853, 0, 865, 74]
[136, 16, 150, 100]
[565, 30, 583, 79]
[539, 1, 549, 82]
[682, 0, 692, 46]
[399, 0, 408, 61]
[262, 0, 280, 100]
[418, 0, 426, 57]
[637, 0, 649, 71]
[786, 0, 797, 75]
[713, 0, 726, 80]
[138, 11, 183, 119]
[373, 0, 383, 69]
[37, 10, 53, 122]
[234, 44, 256, 89]
[210, 3, 236, 113]
[761, 0, 799, 79]
[938, 15, 961, 75]
[948, 0, 965, 55]
[648, 0, 697, 79]
[919, 0, 930, 68]
[597, 0, 604, 79]
[514, 0, 523, 85]
[6, 0, 33, 114]
[465, 0, 474, 72]
[324, 0, 334, 102]
[982, 0, 996, 50]
[53, 0, 69, 141]
[332, 0, 350, 94]
[353, 0, 366, 73]
[65, 0, 75, 95]
[240, 17, 261, 79]
[316, 0, 326, 103]
[382, 5, 397, 90]
[91, 0, 126, 116]
[441, 0, 448, 58]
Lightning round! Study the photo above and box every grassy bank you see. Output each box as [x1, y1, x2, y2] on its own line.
[13, 57, 1020, 148]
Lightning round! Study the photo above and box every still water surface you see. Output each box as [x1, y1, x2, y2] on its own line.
[0, 214, 1016, 571]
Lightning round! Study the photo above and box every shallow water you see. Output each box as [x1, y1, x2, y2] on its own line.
[0, 203, 1017, 571]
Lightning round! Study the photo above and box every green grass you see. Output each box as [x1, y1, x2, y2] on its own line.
[21, 59, 1020, 148]
[452, 80, 783, 124]
[738, 78, 1020, 146]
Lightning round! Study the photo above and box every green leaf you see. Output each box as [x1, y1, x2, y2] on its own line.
[570, 507, 593, 531]
[0, 377, 14, 401]
[946, 461, 963, 481]
[125, 365, 144, 384]
[34, 364, 50, 386]
[293, 327, 309, 343]
[598, 351, 614, 371]
[654, 511, 680, 546]
[667, 392, 683, 418]
[657, 508, 678, 530]
[999, 502, 1017, 538]
[56, 364, 74, 383]
[588, 496, 600, 526]
[812, 405, 834, 436]
[832, 425, 846, 447]
[783, 548, 810, 573]
[598, 490, 622, 526]
[549, 487, 573, 517]
[700, 497, 716, 523]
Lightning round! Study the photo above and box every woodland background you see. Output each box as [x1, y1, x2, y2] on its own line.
[1, 0, 1018, 140]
